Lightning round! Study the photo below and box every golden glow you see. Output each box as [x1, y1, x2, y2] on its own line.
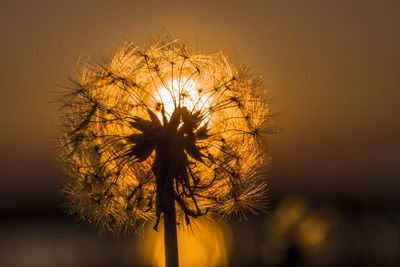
[143, 219, 230, 267]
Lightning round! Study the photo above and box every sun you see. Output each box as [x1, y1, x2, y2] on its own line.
[154, 77, 211, 121]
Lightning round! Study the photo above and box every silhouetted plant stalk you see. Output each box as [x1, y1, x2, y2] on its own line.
[57, 38, 275, 267]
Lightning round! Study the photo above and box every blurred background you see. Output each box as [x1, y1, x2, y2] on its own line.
[1, 0, 399, 266]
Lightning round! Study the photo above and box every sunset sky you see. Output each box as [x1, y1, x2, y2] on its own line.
[1, 0, 399, 212]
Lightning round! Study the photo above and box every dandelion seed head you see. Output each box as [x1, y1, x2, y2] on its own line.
[58, 38, 273, 233]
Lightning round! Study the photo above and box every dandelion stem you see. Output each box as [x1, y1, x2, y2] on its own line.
[163, 174, 179, 267]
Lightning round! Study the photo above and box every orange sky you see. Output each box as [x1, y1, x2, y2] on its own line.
[0, 0, 399, 207]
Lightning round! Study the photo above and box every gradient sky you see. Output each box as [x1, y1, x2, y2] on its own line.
[1, 0, 399, 210]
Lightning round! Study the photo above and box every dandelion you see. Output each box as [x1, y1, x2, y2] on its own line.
[57, 37, 274, 267]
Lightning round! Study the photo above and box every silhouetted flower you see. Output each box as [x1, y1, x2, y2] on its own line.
[57, 38, 273, 234]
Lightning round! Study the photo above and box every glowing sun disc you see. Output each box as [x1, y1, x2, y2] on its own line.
[154, 78, 211, 120]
